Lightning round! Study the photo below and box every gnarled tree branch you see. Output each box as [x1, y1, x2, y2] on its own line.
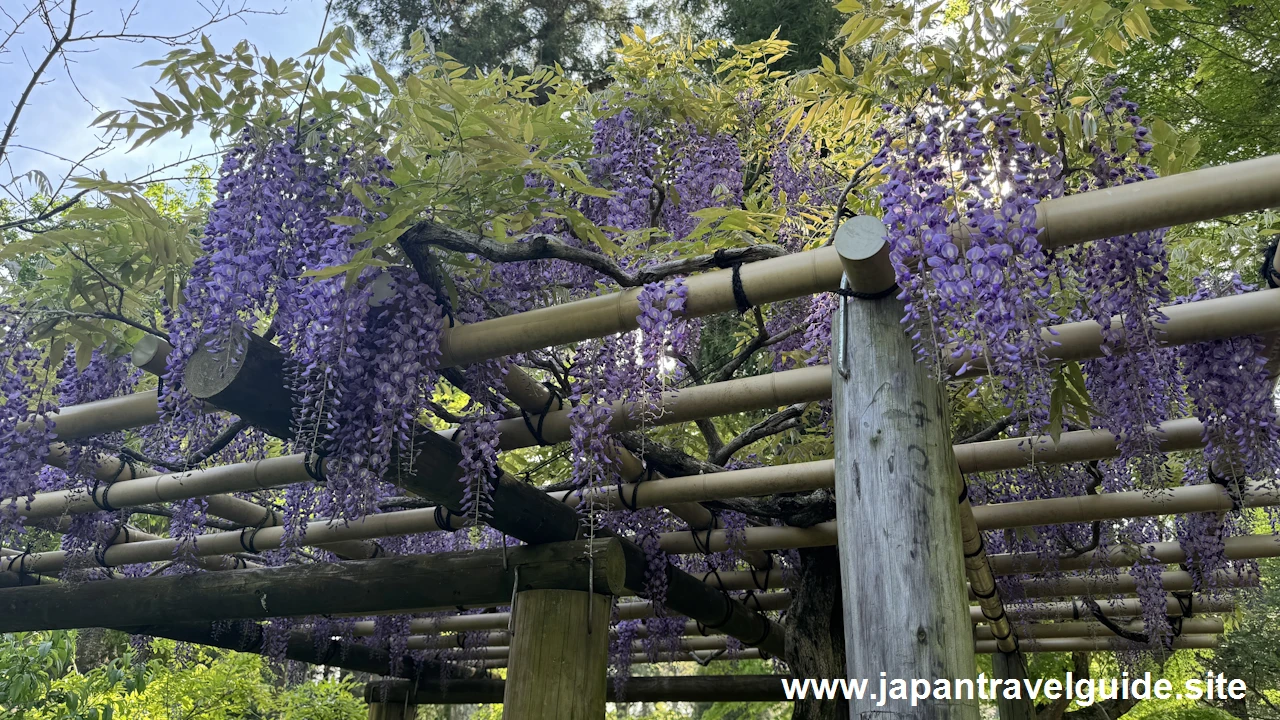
[710, 402, 808, 466]
[398, 218, 787, 288]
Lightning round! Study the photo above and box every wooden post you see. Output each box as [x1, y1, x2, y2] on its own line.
[503, 589, 610, 720]
[992, 652, 1036, 720]
[367, 702, 416, 720]
[366, 681, 419, 720]
[831, 216, 978, 719]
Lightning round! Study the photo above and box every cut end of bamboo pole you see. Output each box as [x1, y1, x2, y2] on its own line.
[833, 215, 896, 296]
[131, 335, 172, 375]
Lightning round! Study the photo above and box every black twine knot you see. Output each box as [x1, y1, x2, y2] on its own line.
[712, 249, 753, 314]
[835, 283, 900, 301]
[434, 505, 456, 532]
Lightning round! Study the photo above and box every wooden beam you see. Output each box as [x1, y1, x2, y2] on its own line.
[832, 216, 978, 719]
[131, 619, 467, 684]
[183, 338, 788, 658]
[0, 539, 625, 632]
[373, 675, 794, 705]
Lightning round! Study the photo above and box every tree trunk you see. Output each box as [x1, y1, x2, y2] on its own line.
[787, 547, 847, 720]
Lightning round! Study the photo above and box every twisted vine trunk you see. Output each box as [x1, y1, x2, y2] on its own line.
[786, 547, 847, 720]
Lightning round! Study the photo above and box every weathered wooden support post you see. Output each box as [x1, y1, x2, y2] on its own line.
[831, 216, 979, 719]
[992, 652, 1036, 720]
[502, 588, 611, 719]
[365, 681, 419, 720]
[367, 700, 417, 720]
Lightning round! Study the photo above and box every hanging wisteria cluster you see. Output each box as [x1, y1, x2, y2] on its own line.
[874, 75, 1280, 657]
[0, 93, 835, 681]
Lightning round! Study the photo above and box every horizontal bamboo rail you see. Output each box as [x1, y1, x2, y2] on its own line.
[346, 592, 795, 637]
[449, 630, 1223, 664]
[22, 391, 162, 441]
[431, 154, 1280, 367]
[480, 648, 767, 669]
[970, 478, 1272, 528]
[29, 434, 1265, 538]
[38, 287, 1271, 456]
[487, 280, 1280, 449]
[16, 454, 317, 522]
[1, 503, 455, 575]
[973, 617, 1223, 641]
[990, 533, 1280, 576]
[40, 445, 378, 561]
[974, 635, 1220, 654]
[986, 595, 1233, 623]
[18, 475, 1271, 575]
[0, 540, 627, 632]
[991, 569, 1256, 601]
[412, 613, 1223, 652]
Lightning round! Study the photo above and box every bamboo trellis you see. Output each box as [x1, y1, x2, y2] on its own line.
[3, 153, 1280, 715]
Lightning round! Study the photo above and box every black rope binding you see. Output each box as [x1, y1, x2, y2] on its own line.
[1262, 240, 1280, 289]
[712, 249, 754, 314]
[750, 562, 773, 591]
[1173, 590, 1195, 619]
[1209, 467, 1247, 512]
[304, 451, 328, 483]
[519, 383, 562, 447]
[94, 522, 128, 568]
[964, 536, 986, 560]
[434, 505, 456, 532]
[972, 585, 998, 600]
[89, 478, 117, 513]
[617, 465, 654, 512]
[690, 521, 718, 555]
[835, 283, 900, 301]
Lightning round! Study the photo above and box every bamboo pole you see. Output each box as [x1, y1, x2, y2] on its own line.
[989, 533, 1280, 576]
[501, 365, 773, 570]
[15, 454, 317, 522]
[350, 592, 795, 637]
[984, 595, 1233, 623]
[1, 504, 457, 575]
[0, 539, 627, 632]
[458, 626, 1222, 661]
[20, 390, 162, 441]
[975, 635, 1220, 654]
[993, 569, 1256, 600]
[431, 154, 1280, 368]
[832, 216, 979, 720]
[40, 444, 379, 561]
[959, 493, 1016, 653]
[40, 289, 1280, 455]
[20, 478, 1277, 577]
[970, 478, 1275, 528]
[974, 617, 1223, 641]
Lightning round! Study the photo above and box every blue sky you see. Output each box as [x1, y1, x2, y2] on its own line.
[2, 0, 334, 194]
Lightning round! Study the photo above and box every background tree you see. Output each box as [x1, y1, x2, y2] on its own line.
[334, 0, 646, 77]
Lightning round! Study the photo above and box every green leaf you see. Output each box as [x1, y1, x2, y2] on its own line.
[345, 74, 382, 95]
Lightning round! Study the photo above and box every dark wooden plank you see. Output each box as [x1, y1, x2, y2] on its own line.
[182, 335, 788, 656]
[0, 540, 625, 632]
[139, 620, 469, 682]
[371, 675, 794, 704]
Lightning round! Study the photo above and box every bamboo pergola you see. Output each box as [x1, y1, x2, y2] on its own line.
[3, 152, 1280, 719]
